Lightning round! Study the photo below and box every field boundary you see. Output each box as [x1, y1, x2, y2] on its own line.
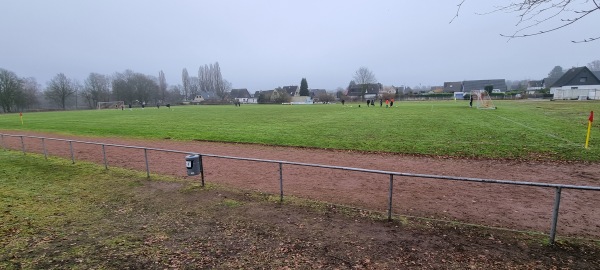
[2, 132, 600, 244]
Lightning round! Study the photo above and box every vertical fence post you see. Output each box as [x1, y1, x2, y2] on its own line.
[102, 144, 108, 170]
[144, 148, 150, 178]
[549, 187, 562, 245]
[279, 162, 284, 202]
[0, 134, 4, 149]
[69, 141, 75, 164]
[20, 136, 25, 155]
[388, 174, 394, 221]
[42, 138, 48, 160]
[199, 154, 205, 187]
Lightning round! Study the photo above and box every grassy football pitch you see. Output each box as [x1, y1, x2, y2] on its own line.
[0, 100, 598, 161]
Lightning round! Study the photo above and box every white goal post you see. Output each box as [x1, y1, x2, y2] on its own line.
[471, 90, 496, 109]
[97, 101, 125, 110]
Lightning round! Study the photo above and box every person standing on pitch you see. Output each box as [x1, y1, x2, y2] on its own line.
[469, 95, 473, 108]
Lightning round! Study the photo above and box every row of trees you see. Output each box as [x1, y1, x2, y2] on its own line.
[0, 69, 40, 113]
[181, 62, 231, 101]
[1, 61, 234, 112]
[0, 68, 185, 113]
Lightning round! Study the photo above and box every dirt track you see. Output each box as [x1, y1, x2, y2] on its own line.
[2, 130, 599, 238]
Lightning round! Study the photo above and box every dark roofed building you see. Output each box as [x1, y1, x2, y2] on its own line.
[549, 66, 600, 100]
[443, 82, 462, 93]
[196, 90, 218, 101]
[549, 66, 600, 88]
[526, 80, 544, 94]
[255, 90, 274, 100]
[282, 86, 299, 97]
[309, 89, 327, 97]
[462, 79, 507, 92]
[346, 83, 382, 97]
[528, 80, 544, 88]
[543, 77, 560, 88]
[230, 88, 251, 99]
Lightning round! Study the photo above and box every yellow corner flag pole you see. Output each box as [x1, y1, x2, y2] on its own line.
[585, 111, 593, 149]
[19, 112, 23, 125]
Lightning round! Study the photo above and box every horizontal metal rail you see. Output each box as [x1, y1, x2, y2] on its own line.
[1, 133, 599, 244]
[3, 133, 597, 191]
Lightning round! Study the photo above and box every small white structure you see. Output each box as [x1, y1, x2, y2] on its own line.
[289, 96, 313, 104]
[234, 97, 258, 104]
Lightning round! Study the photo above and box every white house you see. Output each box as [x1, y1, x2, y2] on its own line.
[550, 67, 600, 100]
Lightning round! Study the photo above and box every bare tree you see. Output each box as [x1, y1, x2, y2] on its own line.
[112, 70, 136, 105]
[353, 67, 377, 85]
[335, 87, 346, 99]
[317, 92, 335, 103]
[213, 62, 226, 100]
[453, 0, 600, 42]
[158, 70, 167, 102]
[21, 77, 40, 110]
[198, 61, 229, 100]
[0, 68, 23, 113]
[166, 85, 184, 103]
[353, 67, 377, 98]
[182, 68, 190, 101]
[45, 73, 76, 110]
[83, 73, 110, 108]
[72, 79, 83, 109]
[112, 70, 159, 105]
[189, 76, 199, 99]
[588, 60, 600, 71]
[220, 79, 232, 100]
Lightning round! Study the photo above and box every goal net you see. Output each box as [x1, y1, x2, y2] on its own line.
[97, 101, 125, 110]
[471, 90, 496, 109]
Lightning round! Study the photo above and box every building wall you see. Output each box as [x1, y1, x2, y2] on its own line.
[551, 85, 600, 100]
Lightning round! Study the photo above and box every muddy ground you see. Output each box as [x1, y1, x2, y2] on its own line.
[2, 132, 600, 269]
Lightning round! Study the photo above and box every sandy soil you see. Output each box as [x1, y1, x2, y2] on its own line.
[2, 130, 599, 238]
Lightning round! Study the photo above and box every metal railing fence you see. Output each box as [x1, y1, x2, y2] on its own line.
[1, 133, 599, 244]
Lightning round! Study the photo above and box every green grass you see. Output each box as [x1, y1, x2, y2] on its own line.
[1, 100, 598, 161]
[0, 151, 144, 268]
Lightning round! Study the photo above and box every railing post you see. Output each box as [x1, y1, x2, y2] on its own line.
[279, 162, 284, 202]
[549, 187, 562, 245]
[199, 154, 205, 187]
[69, 141, 75, 164]
[42, 138, 48, 160]
[0, 134, 5, 149]
[20, 136, 25, 155]
[388, 174, 394, 221]
[144, 148, 150, 178]
[102, 144, 108, 170]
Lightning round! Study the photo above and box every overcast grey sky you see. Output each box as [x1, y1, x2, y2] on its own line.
[1, 0, 599, 91]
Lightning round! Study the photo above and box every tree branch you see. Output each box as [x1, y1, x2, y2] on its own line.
[449, 0, 466, 24]
[455, 0, 599, 42]
[501, 8, 595, 39]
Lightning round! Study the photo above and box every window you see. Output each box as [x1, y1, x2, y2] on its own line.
[580, 77, 587, 83]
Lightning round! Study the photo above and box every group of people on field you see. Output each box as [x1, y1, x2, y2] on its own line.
[340, 98, 396, 108]
[365, 98, 394, 108]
